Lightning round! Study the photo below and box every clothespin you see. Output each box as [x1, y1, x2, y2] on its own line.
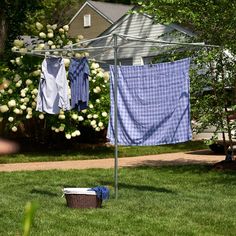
[45, 51, 50, 58]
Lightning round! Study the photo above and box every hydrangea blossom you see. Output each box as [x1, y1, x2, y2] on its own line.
[0, 105, 9, 113]
[8, 100, 16, 107]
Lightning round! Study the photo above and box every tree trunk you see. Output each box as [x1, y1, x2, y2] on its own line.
[225, 106, 234, 159]
[219, 51, 234, 160]
[0, 9, 7, 60]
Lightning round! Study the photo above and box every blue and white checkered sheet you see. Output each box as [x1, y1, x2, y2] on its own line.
[107, 58, 192, 146]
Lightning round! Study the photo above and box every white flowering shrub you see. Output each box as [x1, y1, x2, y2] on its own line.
[0, 22, 110, 141]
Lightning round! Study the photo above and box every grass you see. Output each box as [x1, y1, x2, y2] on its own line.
[0, 140, 207, 164]
[0, 165, 236, 235]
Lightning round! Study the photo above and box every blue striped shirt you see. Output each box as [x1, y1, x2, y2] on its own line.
[69, 57, 90, 111]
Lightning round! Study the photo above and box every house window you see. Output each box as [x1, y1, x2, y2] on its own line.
[84, 14, 91, 27]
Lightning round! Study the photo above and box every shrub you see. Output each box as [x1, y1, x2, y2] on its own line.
[0, 22, 110, 143]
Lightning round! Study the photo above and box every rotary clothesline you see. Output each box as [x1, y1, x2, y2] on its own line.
[15, 33, 219, 57]
[14, 33, 220, 199]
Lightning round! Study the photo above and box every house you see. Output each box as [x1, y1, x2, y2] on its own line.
[68, 0, 133, 40]
[89, 12, 195, 68]
[68, 1, 195, 68]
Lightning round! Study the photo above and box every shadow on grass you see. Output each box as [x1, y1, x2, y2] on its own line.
[24, 145, 114, 157]
[186, 149, 224, 156]
[2, 145, 115, 160]
[121, 164, 213, 174]
[4, 140, 208, 157]
[119, 183, 176, 194]
[30, 188, 59, 197]
[0, 140, 209, 164]
[100, 181, 176, 194]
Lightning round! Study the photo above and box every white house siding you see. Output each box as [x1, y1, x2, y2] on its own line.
[90, 13, 193, 66]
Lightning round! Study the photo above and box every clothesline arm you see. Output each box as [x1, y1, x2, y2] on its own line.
[13, 32, 221, 61]
[32, 46, 113, 53]
[118, 34, 220, 48]
[63, 34, 114, 48]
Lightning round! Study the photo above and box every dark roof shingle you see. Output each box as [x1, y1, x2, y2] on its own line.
[88, 0, 133, 23]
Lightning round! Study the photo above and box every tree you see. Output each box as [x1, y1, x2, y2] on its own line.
[0, 0, 82, 61]
[190, 49, 236, 155]
[1, 0, 132, 61]
[134, 0, 236, 51]
[0, 0, 41, 60]
[134, 0, 236, 156]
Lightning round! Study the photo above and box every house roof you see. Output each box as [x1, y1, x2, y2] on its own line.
[89, 13, 195, 63]
[69, 0, 133, 25]
[98, 12, 195, 38]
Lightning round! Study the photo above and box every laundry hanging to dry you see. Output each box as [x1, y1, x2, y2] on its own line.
[107, 58, 192, 146]
[36, 57, 90, 114]
[36, 57, 71, 114]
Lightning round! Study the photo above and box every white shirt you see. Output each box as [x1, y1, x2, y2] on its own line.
[36, 57, 70, 114]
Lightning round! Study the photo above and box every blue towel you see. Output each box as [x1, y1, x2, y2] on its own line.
[91, 186, 109, 200]
[107, 58, 192, 146]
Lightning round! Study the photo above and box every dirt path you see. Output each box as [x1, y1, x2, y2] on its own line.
[0, 150, 224, 172]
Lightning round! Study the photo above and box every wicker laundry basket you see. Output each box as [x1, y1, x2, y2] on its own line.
[63, 188, 102, 208]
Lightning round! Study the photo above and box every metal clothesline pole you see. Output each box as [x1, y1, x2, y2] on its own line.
[113, 33, 119, 200]
[107, 34, 220, 200]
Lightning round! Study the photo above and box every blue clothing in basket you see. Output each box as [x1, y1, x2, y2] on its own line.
[91, 186, 109, 200]
[107, 58, 192, 146]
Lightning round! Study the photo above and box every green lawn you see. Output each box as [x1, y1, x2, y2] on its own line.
[0, 140, 207, 163]
[1, 165, 236, 235]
